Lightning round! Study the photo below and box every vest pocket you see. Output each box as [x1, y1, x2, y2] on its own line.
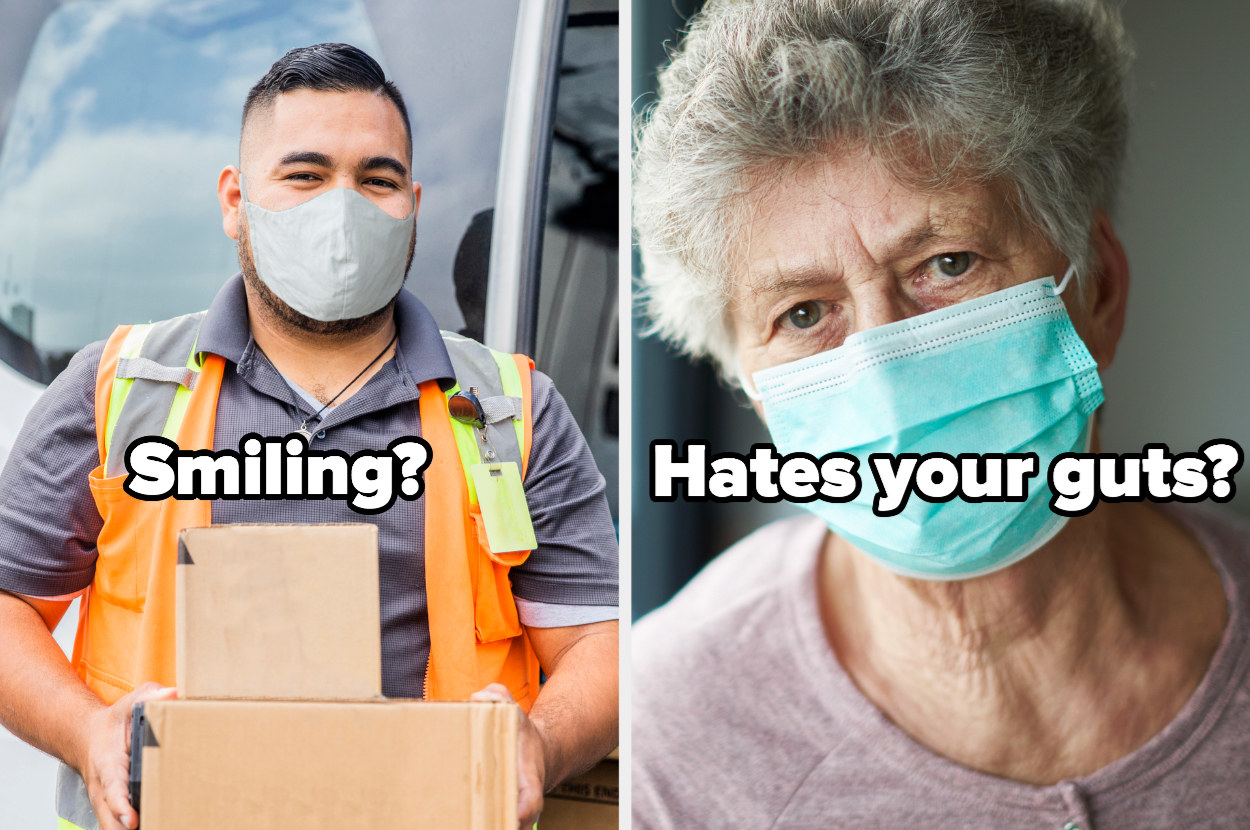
[80, 656, 136, 702]
[87, 466, 154, 611]
[469, 505, 529, 644]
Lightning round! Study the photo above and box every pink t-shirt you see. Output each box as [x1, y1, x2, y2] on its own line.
[632, 505, 1250, 829]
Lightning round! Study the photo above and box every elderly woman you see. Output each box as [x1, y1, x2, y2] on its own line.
[631, 0, 1249, 827]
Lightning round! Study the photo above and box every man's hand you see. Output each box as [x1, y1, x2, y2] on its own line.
[471, 683, 545, 829]
[471, 620, 619, 829]
[81, 682, 177, 830]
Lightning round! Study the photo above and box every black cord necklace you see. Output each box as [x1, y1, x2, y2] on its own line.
[279, 329, 398, 441]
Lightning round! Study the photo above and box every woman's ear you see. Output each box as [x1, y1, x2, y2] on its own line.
[1082, 209, 1130, 370]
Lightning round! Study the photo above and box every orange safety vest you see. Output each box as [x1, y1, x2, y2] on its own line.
[70, 316, 540, 711]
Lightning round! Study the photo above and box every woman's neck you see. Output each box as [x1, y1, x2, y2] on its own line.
[819, 501, 1227, 784]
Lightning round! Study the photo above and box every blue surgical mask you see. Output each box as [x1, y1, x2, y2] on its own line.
[748, 271, 1103, 580]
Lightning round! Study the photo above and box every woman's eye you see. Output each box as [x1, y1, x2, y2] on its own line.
[932, 252, 975, 278]
[781, 301, 823, 330]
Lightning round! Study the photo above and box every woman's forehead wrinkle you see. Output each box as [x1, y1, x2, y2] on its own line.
[740, 218, 851, 298]
[731, 155, 1028, 312]
[729, 178, 809, 295]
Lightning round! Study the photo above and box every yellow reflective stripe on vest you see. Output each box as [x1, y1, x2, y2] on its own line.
[490, 348, 526, 450]
[159, 333, 203, 440]
[58, 819, 88, 830]
[162, 384, 193, 440]
[443, 347, 527, 505]
[445, 385, 488, 505]
[102, 323, 152, 458]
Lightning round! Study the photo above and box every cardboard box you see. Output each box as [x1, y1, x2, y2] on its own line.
[542, 753, 618, 830]
[137, 699, 518, 830]
[176, 524, 382, 700]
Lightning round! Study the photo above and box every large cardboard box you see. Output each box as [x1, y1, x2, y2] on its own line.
[542, 752, 619, 830]
[136, 699, 518, 830]
[176, 524, 382, 700]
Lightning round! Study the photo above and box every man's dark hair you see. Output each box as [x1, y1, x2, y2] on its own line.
[243, 43, 411, 147]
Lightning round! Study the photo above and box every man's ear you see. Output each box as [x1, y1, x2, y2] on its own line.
[412, 181, 423, 220]
[1083, 209, 1130, 371]
[218, 166, 242, 240]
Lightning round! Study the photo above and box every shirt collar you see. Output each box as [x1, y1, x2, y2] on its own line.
[196, 274, 457, 390]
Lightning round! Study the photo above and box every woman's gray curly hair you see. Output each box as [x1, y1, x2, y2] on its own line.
[633, 0, 1134, 377]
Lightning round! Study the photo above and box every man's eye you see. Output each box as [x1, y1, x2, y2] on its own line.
[366, 178, 399, 189]
[931, 252, 975, 278]
[780, 301, 824, 330]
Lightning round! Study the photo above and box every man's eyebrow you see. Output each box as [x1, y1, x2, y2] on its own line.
[358, 156, 408, 177]
[276, 151, 332, 167]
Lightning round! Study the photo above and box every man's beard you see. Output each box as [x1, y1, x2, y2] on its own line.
[237, 216, 416, 337]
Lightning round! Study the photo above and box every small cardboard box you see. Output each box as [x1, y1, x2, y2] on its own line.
[176, 524, 381, 700]
[542, 752, 619, 830]
[137, 699, 518, 829]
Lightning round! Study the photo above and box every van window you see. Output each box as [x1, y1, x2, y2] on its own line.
[535, 14, 619, 519]
[0, 0, 520, 382]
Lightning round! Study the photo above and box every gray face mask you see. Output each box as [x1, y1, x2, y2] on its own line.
[240, 175, 414, 321]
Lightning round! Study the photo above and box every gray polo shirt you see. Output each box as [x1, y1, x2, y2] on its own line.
[0, 276, 618, 698]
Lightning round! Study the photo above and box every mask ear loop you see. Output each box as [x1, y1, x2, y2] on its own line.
[737, 364, 763, 401]
[1052, 264, 1077, 296]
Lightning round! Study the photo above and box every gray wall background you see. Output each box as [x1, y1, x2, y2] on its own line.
[631, 0, 1250, 619]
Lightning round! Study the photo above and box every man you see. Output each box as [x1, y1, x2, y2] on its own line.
[0, 44, 617, 830]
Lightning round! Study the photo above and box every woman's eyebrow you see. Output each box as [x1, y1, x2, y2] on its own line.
[741, 212, 995, 300]
[883, 217, 964, 259]
[884, 212, 996, 259]
[747, 264, 839, 298]
[893, 225, 942, 254]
